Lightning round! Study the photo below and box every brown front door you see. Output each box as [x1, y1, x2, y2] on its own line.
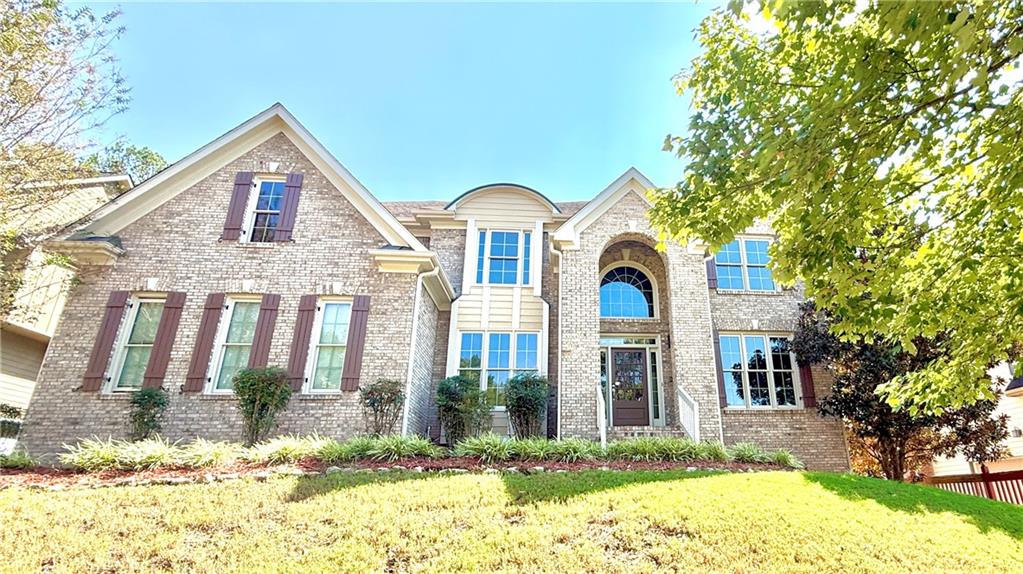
[611, 348, 649, 426]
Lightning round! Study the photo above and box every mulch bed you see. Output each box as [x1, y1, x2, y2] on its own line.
[1, 458, 786, 491]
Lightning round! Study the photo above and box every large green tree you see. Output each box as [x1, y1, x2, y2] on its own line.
[651, 0, 1023, 414]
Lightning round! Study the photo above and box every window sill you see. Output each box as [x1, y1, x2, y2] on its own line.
[96, 392, 134, 400]
[600, 317, 660, 322]
[196, 393, 237, 401]
[714, 289, 785, 296]
[722, 407, 808, 414]
[226, 241, 278, 249]
[294, 393, 347, 400]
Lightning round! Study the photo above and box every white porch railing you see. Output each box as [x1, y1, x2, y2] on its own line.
[676, 385, 700, 442]
[596, 383, 607, 449]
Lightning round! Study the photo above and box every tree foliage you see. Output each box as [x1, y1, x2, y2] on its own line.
[83, 141, 167, 184]
[650, 0, 1023, 414]
[794, 302, 1008, 480]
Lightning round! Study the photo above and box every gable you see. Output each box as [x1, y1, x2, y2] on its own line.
[553, 168, 656, 249]
[447, 184, 559, 226]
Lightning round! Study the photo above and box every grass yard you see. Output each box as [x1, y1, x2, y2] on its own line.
[2, 470, 1022, 573]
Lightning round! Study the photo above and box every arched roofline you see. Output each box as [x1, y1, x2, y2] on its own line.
[445, 183, 561, 213]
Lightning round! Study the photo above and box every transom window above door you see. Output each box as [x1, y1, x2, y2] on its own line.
[715, 239, 776, 291]
[475, 229, 532, 286]
[245, 178, 286, 243]
[600, 265, 655, 318]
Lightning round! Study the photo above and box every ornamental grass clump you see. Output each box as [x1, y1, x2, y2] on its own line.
[549, 439, 602, 462]
[769, 449, 805, 469]
[246, 434, 331, 465]
[728, 442, 771, 464]
[454, 433, 512, 463]
[697, 441, 730, 462]
[367, 435, 442, 461]
[0, 451, 35, 469]
[177, 439, 244, 468]
[509, 437, 556, 461]
[60, 437, 182, 472]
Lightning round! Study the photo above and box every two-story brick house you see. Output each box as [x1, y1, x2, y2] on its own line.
[20, 104, 849, 470]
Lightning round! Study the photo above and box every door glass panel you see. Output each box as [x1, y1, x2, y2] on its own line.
[611, 350, 646, 402]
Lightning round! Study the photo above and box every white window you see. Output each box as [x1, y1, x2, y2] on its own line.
[715, 238, 776, 291]
[210, 299, 260, 392]
[109, 297, 165, 391]
[475, 230, 532, 286]
[305, 300, 352, 393]
[458, 331, 540, 407]
[243, 177, 286, 243]
[719, 333, 800, 408]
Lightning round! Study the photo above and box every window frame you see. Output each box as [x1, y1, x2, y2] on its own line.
[206, 296, 262, 394]
[719, 332, 802, 410]
[457, 330, 541, 410]
[106, 295, 166, 393]
[477, 228, 532, 287]
[714, 236, 780, 293]
[240, 175, 287, 244]
[302, 298, 353, 394]
[598, 262, 659, 320]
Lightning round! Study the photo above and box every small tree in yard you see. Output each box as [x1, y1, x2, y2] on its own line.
[794, 303, 1009, 480]
[436, 375, 490, 445]
[128, 388, 168, 441]
[232, 368, 292, 446]
[360, 378, 404, 436]
[506, 373, 549, 439]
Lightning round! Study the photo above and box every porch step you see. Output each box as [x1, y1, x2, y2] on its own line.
[608, 426, 690, 441]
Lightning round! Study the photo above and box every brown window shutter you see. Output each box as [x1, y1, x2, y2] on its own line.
[142, 292, 187, 389]
[799, 364, 817, 408]
[286, 295, 318, 391]
[340, 295, 371, 391]
[705, 257, 718, 289]
[711, 329, 727, 409]
[222, 171, 254, 240]
[274, 172, 304, 242]
[82, 291, 131, 391]
[183, 293, 226, 392]
[248, 294, 281, 368]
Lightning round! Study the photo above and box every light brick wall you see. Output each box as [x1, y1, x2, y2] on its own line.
[20, 133, 423, 457]
[403, 283, 438, 436]
[430, 228, 465, 297]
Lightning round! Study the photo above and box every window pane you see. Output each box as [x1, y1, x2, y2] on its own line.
[319, 303, 352, 344]
[744, 336, 768, 370]
[489, 232, 519, 257]
[488, 333, 510, 369]
[725, 370, 745, 407]
[719, 336, 742, 371]
[717, 241, 742, 264]
[312, 346, 345, 390]
[747, 267, 775, 291]
[650, 351, 660, 420]
[128, 302, 164, 344]
[459, 370, 481, 384]
[256, 181, 284, 211]
[515, 333, 537, 370]
[476, 231, 486, 283]
[774, 372, 797, 406]
[749, 371, 771, 406]
[770, 337, 793, 371]
[716, 265, 745, 290]
[488, 258, 518, 284]
[216, 345, 251, 390]
[116, 347, 151, 390]
[226, 302, 260, 344]
[459, 333, 483, 369]
[522, 232, 531, 284]
[744, 240, 770, 265]
[486, 370, 509, 406]
[599, 267, 654, 318]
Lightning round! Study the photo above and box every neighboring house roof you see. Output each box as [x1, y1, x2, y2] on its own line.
[68, 103, 428, 252]
[1007, 376, 1023, 394]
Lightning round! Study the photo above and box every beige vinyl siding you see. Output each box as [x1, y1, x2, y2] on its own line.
[930, 394, 1023, 476]
[452, 188, 555, 226]
[0, 330, 47, 409]
[7, 250, 74, 338]
[456, 286, 545, 332]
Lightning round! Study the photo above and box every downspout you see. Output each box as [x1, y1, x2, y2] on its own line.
[549, 239, 564, 439]
[400, 266, 441, 436]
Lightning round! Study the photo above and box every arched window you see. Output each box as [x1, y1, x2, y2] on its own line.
[600, 266, 655, 318]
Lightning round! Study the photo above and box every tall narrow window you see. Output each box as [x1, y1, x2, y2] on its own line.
[248, 180, 285, 243]
[488, 231, 520, 284]
[770, 337, 796, 406]
[720, 335, 745, 407]
[650, 351, 660, 422]
[112, 299, 165, 391]
[213, 301, 260, 391]
[476, 231, 486, 284]
[522, 231, 531, 285]
[309, 302, 351, 392]
[485, 333, 511, 406]
[715, 241, 745, 290]
[515, 333, 538, 375]
[744, 335, 770, 406]
[459, 332, 483, 383]
[744, 240, 775, 291]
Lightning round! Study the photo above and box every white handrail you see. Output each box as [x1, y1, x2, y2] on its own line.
[596, 383, 607, 449]
[676, 385, 699, 442]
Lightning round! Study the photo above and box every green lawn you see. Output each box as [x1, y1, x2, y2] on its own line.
[2, 470, 1021, 573]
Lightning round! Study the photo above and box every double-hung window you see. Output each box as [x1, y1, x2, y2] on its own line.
[245, 178, 286, 242]
[306, 301, 352, 392]
[459, 331, 540, 407]
[476, 230, 532, 286]
[720, 333, 799, 408]
[211, 299, 260, 392]
[714, 239, 776, 291]
[110, 298, 165, 391]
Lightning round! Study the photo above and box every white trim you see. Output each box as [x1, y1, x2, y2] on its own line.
[463, 218, 478, 289]
[553, 167, 657, 249]
[476, 228, 532, 287]
[598, 260, 661, 320]
[206, 296, 261, 394]
[532, 220, 543, 297]
[105, 296, 165, 393]
[302, 298, 353, 395]
[454, 329, 542, 409]
[445, 299, 462, 377]
[717, 332, 803, 410]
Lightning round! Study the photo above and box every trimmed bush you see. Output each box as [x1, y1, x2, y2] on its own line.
[454, 433, 512, 463]
[128, 388, 168, 441]
[506, 373, 549, 439]
[367, 435, 441, 461]
[177, 439, 243, 468]
[436, 375, 490, 445]
[233, 367, 292, 446]
[728, 442, 770, 464]
[360, 378, 405, 436]
[0, 451, 35, 469]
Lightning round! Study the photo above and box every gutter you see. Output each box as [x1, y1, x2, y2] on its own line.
[400, 266, 441, 436]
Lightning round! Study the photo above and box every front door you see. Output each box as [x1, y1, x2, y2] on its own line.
[611, 348, 649, 426]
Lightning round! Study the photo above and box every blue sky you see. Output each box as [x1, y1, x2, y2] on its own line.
[89, 2, 714, 202]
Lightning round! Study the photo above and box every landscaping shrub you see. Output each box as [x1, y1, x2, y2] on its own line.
[0, 451, 34, 469]
[506, 373, 549, 439]
[246, 434, 331, 464]
[509, 437, 556, 461]
[436, 375, 490, 445]
[0, 403, 22, 439]
[454, 432, 512, 463]
[607, 437, 661, 461]
[728, 442, 770, 464]
[367, 435, 441, 461]
[59, 437, 180, 472]
[549, 438, 602, 462]
[232, 367, 292, 446]
[59, 438, 123, 471]
[770, 449, 805, 469]
[697, 441, 730, 462]
[317, 436, 378, 464]
[128, 387, 168, 441]
[606, 438, 731, 463]
[360, 378, 405, 435]
[177, 439, 243, 468]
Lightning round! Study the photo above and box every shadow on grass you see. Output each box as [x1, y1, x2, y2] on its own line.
[803, 472, 1023, 540]
[286, 470, 438, 503]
